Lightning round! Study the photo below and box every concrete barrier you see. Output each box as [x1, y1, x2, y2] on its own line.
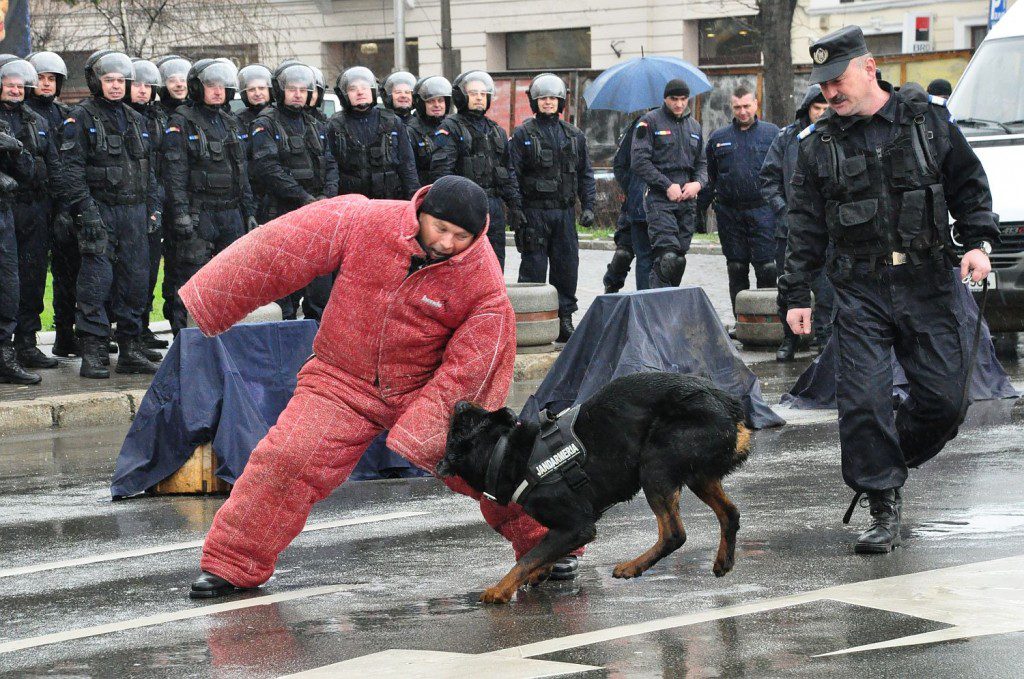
[507, 282, 559, 348]
[735, 288, 813, 348]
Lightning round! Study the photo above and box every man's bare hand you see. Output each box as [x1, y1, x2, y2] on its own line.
[960, 248, 992, 284]
[680, 181, 702, 201]
[666, 183, 684, 202]
[787, 308, 813, 335]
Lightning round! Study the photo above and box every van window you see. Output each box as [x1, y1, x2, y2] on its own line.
[948, 36, 1024, 134]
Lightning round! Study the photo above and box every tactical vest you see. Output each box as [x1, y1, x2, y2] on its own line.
[804, 84, 951, 267]
[518, 118, 580, 209]
[329, 109, 403, 199]
[79, 99, 150, 205]
[9, 107, 48, 198]
[257, 107, 327, 195]
[407, 115, 441, 185]
[448, 114, 510, 195]
[177, 105, 246, 206]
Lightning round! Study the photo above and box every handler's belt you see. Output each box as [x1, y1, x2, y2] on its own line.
[483, 405, 591, 505]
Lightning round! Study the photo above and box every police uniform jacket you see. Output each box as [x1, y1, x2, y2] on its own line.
[629, 105, 708, 194]
[509, 114, 595, 212]
[703, 117, 779, 209]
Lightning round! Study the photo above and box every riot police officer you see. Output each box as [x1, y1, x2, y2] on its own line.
[128, 58, 170, 351]
[62, 50, 161, 378]
[430, 70, 524, 269]
[630, 79, 707, 288]
[510, 73, 595, 342]
[382, 71, 417, 124]
[603, 112, 651, 293]
[328, 66, 418, 200]
[162, 59, 256, 335]
[0, 57, 65, 370]
[26, 51, 79, 359]
[236, 64, 273, 131]
[779, 26, 999, 554]
[0, 111, 39, 383]
[251, 62, 337, 320]
[406, 75, 451, 186]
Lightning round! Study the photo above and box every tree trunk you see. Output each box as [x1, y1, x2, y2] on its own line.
[758, 0, 798, 126]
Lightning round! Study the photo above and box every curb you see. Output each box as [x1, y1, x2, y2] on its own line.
[506, 235, 722, 256]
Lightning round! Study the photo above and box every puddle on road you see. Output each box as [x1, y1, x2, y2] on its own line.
[913, 506, 1024, 539]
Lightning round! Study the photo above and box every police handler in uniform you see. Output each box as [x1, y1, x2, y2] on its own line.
[630, 79, 707, 289]
[779, 26, 999, 554]
[509, 73, 596, 343]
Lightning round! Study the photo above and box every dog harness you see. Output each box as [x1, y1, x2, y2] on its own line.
[483, 405, 592, 506]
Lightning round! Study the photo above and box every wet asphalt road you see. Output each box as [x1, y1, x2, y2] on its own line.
[3, 361, 1024, 678]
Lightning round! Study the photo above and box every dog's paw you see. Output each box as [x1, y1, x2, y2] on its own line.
[480, 586, 514, 604]
[712, 558, 734, 577]
[528, 565, 554, 587]
[613, 562, 643, 579]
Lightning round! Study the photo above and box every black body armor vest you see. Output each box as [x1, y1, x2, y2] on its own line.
[177, 105, 246, 206]
[519, 118, 580, 209]
[448, 114, 509, 195]
[329, 109, 403, 198]
[257, 107, 326, 195]
[80, 99, 150, 205]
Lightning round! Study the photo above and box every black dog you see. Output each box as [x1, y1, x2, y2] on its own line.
[437, 372, 751, 604]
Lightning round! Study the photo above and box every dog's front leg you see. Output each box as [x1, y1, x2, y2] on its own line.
[480, 524, 595, 604]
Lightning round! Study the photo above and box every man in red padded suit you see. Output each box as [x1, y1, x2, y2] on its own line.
[182, 175, 573, 598]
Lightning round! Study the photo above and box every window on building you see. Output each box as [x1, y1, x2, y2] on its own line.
[971, 25, 989, 49]
[505, 28, 591, 70]
[61, 50, 93, 92]
[699, 18, 761, 66]
[322, 39, 419, 85]
[864, 32, 903, 55]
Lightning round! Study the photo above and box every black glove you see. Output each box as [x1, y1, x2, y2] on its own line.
[53, 211, 74, 243]
[75, 205, 108, 255]
[579, 208, 595, 228]
[173, 212, 194, 238]
[508, 207, 527, 232]
[514, 222, 545, 254]
[245, 215, 259, 233]
[0, 131, 23, 155]
[0, 171, 17, 195]
[148, 211, 162, 235]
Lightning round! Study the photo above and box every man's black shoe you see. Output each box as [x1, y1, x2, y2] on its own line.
[141, 328, 169, 349]
[189, 571, 248, 599]
[548, 555, 579, 581]
[855, 488, 903, 554]
[79, 336, 110, 379]
[556, 314, 575, 343]
[775, 336, 798, 362]
[0, 343, 41, 384]
[16, 343, 58, 369]
[114, 339, 159, 375]
[52, 331, 82, 358]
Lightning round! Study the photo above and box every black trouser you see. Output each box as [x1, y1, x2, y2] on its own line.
[0, 207, 17, 344]
[143, 223, 163, 333]
[486, 195, 507, 270]
[13, 198, 52, 345]
[834, 260, 967, 491]
[51, 212, 81, 337]
[518, 207, 579, 316]
[167, 208, 245, 333]
[646, 192, 695, 289]
[76, 202, 149, 340]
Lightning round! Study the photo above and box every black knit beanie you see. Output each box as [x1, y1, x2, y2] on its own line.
[420, 175, 488, 235]
[664, 79, 690, 98]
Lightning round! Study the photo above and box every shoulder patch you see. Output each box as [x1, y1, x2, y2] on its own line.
[165, 125, 181, 134]
[690, 132, 700, 140]
[927, 95, 948, 107]
[253, 126, 265, 134]
[636, 121, 648, 127]
[435, 128, 450, 136]
[797, 123, 817, 141]
[63, 117, 76, 125]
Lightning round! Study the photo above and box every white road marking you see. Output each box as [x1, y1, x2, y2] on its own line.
[0, 511, 426, 580]
[280, 649, 599, 679]
[0, 584, 354, 654]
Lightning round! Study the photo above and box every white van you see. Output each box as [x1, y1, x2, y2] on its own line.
[947, 1, 1024, 332]
[229, 91, 341, 118]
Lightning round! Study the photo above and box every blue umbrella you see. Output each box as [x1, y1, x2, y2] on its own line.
[583, 54, 712, 113]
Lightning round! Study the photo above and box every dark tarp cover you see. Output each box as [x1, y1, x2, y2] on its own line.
[782, 276, 1018, 409]
[111, 322, 422, 498]
[521, 287, 786, 429]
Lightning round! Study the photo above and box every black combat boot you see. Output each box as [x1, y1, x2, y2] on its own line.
[138, 343, 163, 363]
[15, 337, 58, 369]
[776, 335, 798, 362]
[79, 335, 110, 379]
[114, 338, 159, 375]
[51, 327, 82, 357]
[189, 571, 249, 599]
[855, 488, 903, 554]
[556, 313, 575, 344]
[0, 342, 41, 384]
[141, 327, 169, 349]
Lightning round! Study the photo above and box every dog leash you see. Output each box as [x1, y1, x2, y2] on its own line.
[843, 276, 989, 525]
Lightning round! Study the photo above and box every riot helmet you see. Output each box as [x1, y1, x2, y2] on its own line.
[452, 70, 494, 113]
[187, 58, 238, 106]
[155, 55, 191, 102]
[238, 63, 273, 108]
[26, 51, 67, 99]
[413, 75, 452, 120]
[528, 73, 567, 115]
[85, 50, 133, 100]
[335, 66, 378, 113]
[129, 58, 161, 104]
[382, 70, 416, 113]
[272, 62, 315, 111]
[0, 58, 35, 105]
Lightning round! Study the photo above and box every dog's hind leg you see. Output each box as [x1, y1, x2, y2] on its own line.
[689, 478, 740, 577]
[612, 486, 686, 579]
[480, 524, 596, 604]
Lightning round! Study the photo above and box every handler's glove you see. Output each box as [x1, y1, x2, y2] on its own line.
[75, 205, 108, 255]
[579, 208, 595, 228]
[173, 212, 194, 239]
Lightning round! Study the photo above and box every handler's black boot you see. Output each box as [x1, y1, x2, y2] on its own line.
[0, 342, 41, 384]
[141, 327, 169, 349]
[52, 328, 82, 358]
[556, 314, 575, 343]
[855, 488, 902, 554]
[189, 571, 247, 599]
[138, 342, 163, 363]
[114, 339, 159, 375]
[548, 555, 579, 581]
[79, 335, 110, 379]
[776, 336, 798, 362]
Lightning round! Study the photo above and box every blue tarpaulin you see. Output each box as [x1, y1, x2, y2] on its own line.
[521, 287, 786, 429]
[111, 321, 423, 498]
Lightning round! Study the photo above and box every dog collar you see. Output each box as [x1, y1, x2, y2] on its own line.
[483, 432, 512, 503]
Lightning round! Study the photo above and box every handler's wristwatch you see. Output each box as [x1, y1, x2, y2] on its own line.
[974, 240, 993, 255]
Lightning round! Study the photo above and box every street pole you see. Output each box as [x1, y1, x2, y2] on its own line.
[441, 0, 454, 80]
[395, 0, 406, 71]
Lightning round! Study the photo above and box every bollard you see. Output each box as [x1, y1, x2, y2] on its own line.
[506, 282, 559, 348]
[734, 288, 813, 349]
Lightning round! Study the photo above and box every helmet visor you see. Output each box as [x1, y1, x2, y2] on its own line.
[93, 53, 134, 81]
[199, 61, 239, 89]
[0, 60, 38, 89]
[28, 51, 67, 78]
[529, 74, 566, 100]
